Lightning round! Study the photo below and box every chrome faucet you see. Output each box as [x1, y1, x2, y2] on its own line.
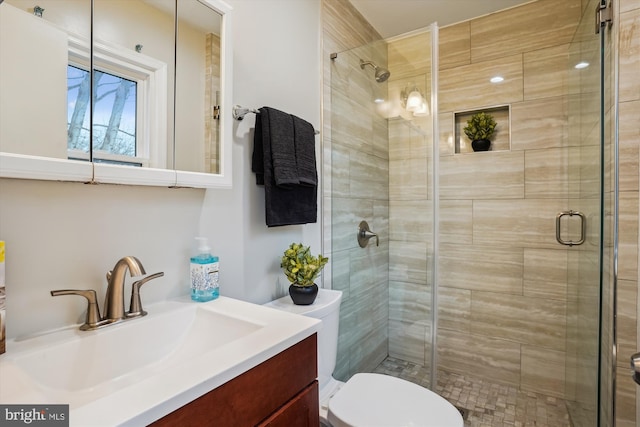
[103, 256, 146, 321]
[51, 256, 163, 330]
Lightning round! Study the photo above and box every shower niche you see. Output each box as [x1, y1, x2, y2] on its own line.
[453, 105, 511, 154]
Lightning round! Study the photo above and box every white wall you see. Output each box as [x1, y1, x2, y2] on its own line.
[0, 0, 322, 340]
[222, 0, 323, 304]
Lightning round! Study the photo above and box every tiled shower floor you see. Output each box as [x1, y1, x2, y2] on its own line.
[372, 357, 572, 427]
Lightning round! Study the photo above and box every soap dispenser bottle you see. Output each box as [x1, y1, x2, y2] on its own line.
[190, 237, 219, 302]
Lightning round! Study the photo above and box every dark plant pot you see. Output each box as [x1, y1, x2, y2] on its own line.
[289, 283, 319, 305]
[471, 139, 491, 152]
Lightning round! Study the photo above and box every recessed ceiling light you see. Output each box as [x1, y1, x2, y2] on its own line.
[374, 98, 385, 104]
[490, 76, 504, 83]
[575, 61, 590, 69]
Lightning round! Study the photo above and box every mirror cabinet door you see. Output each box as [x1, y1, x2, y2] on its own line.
[92, 0, 175, 170]
[90, 0, 176, 185]
[1, 0, 93, 181]
[175, 0, 222, 175]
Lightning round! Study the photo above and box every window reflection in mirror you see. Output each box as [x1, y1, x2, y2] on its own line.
[90, 70, 138, 164]
[67, 66, 140, 165]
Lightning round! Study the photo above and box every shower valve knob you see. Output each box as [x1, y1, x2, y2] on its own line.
[358, 221, 379, 248]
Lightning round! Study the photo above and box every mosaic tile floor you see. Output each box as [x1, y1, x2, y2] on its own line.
[372, 357, 573, 427]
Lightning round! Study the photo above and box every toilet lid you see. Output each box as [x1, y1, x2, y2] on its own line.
[327, 373, 463, 427]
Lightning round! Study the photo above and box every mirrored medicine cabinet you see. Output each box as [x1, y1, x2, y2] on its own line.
[0, 0, 233, 188]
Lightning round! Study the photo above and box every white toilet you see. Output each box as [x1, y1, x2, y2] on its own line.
[264, 288, 463, 427]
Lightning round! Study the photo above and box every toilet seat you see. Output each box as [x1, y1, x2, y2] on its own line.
[327, 373, 463, 427]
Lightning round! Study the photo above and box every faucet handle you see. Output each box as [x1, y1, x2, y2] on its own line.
[51, 289, 103, 331]
[127, 272, 164, 318]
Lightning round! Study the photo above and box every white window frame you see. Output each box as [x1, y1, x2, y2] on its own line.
[67, 34, 167, 168]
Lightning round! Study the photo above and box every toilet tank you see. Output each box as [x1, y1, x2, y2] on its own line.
[263, 288, 342, 391]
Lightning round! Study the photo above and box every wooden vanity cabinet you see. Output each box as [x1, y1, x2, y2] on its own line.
[151, 334, 319, 427]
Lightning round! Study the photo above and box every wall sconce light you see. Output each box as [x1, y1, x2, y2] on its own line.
[401, 83, 429, 116]
[413, 99, 430, 116]
[405, 88, 422, 111]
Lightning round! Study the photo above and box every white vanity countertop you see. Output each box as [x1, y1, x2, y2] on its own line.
[0, 296, 321, 426]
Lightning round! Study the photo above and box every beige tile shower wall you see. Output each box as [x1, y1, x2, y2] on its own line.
[468, 0, 581, 62]
[388, 126, 433, 366]
[322, 0, 390, 382]
[431, 0, 582, 399]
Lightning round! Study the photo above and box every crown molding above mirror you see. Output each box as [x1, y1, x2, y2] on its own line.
[0, 0, 233, 189]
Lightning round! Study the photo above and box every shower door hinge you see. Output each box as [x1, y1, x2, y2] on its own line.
[596, 0, 613, 34]
[213, 105, 220, 120]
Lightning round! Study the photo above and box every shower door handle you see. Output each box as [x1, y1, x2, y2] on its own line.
[555, 210, 586, 246]
[631, 352, 640, 386]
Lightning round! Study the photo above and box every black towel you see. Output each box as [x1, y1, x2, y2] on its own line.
[292, 115, 317, 187]
[252, 106, 317, 227]
[251, 113, 265, 185]
[265, 107, 299, 187]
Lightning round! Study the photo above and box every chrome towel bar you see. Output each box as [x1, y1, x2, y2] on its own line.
[232, 105, 260, 120]
[232, 105, 319, 135]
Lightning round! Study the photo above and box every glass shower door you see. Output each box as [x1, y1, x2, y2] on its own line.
[564, 1, 611, 425]
[328, 29, 437, 387]
[328, 40, 393, 381]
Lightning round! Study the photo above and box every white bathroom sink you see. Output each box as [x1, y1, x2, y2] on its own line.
[0, 297, 320, 426]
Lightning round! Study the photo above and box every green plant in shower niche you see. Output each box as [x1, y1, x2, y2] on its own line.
[463, 111, 497, 141]
[281, 243, 328, 287]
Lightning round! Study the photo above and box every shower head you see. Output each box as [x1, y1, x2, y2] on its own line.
[359, 59, 391, 83]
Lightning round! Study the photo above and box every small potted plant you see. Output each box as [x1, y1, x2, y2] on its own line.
[463, 111, 497, 152]
[281, 243, 328, 305]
